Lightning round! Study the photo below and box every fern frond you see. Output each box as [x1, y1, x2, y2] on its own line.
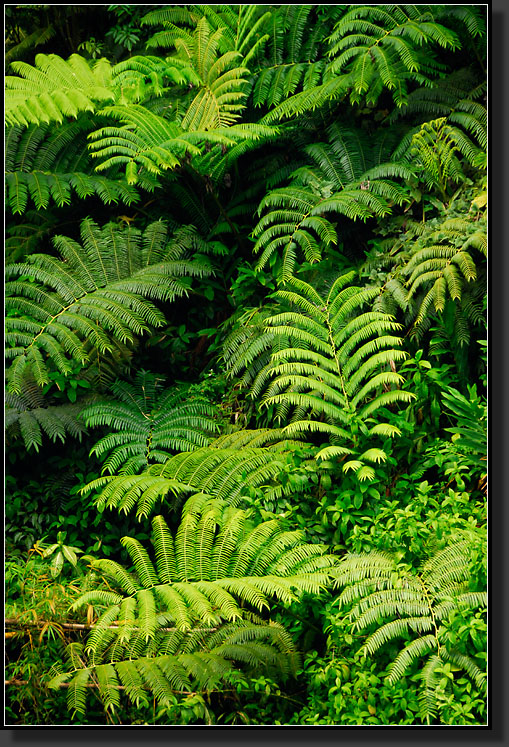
[55, 495, 337, 717]
[328, 6, 463, 106]
[334, 537, 486, 720]
[82, 371, 218, 474]
[6, 54, 115, 126]
[6, 220, 212, 392]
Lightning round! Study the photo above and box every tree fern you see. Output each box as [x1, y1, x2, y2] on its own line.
[401, 118, 477, 199]
[166, 17, 250, 130]
[5, 22, 56, 66]
[5, 53, 116, 127]
[333, 534, 487, 723]
[251, 6, 328, 109]
[404, 215, 486, 337]
[81, 445, 297, 519]
[73, 500, 337, 627]
[326, 5, 475, 107]
[143, 5, 272, 65]
[5, 210, 56, 263]
[6, 51, 189, 127]
[390, 67, 487, 153]
[81, 371, 219, 474]
[257, 72, 352, 127]
[360, 184, 486, 342]
[5, 219, 212, 393]
[252, 123, 412, 281]
[5, 118, 144, 213]
[142, 5, 344, 128]
[142, 5, 330, 110]
[225, 273, 414, 477]
[49, 619, 298, 719]
[87, 104, 207, 185]
[45, 498, 340, 717]
[88, 103, 268, 188]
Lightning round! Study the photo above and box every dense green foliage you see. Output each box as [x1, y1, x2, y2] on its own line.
[5, 4, 487, 727]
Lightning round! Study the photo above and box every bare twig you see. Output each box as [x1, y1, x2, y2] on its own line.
[5, 618, 217, 633]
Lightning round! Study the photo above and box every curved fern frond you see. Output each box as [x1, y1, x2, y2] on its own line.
[252, 123, 411, 280]
[56, 496, 337, 717]
[333, 535, 487, 722]
[82, 445, 297, 519]
[5, 372, 90, 452]
[403, 213, 486, 336]
[5, 219, 213, 392]
[49, 616, 300, 718]
[81, 371, 219, 474]
[226, 274, 411, 469]
[6, 54, 116, 126]
[327, 6, 464, 106]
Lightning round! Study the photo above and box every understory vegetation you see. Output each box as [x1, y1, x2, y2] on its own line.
[5, 4, 487, 726]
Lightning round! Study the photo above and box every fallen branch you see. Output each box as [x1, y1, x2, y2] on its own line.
[5, 679, 127, 690]
[5, 618, 217, 633]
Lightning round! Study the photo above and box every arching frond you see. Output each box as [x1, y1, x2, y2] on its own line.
[224, 273, 412, 478]
[49, 617, 299, 718]
[5, 371, 90, 451]
[5, 219, 213, 392]
[51, 494, 340, 717]
[333, 535, 487, 723]
[81, 445, 296, 519]
[404, 213, 486, 336]
[327, 6, 465, 107]
[81, 371, 219, 474]
[6, 54, 116, 126]
[252, 123, 411, 280]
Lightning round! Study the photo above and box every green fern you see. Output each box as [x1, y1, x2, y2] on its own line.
[404, 216, 486, 336]
[5, 371, 90, 452]
[5, 210, 55, 262]
[252, 6, 327, 109]
[4, 118, 153, 214]
[141, 5, 343, 126]
[81, 371, 219, 474]
[69, 498, 337, 639]
[5, 169, 142, 215]
[333, 535, 487, 723]
[252, 123, 412, 281]
[6, 51, 185, 127]
[5, 47, 256, 190]
[258, 72, 352, 127]
[87, 105, 206, 185]
[5, 53, 116, 126]
[81, 445, 294, 519]
[403, 118, 478, 199]
[142, 4, 329, 108]
[88, 104, 269, 188]
[327, 5, 473, 107]
[167, 17, 250, 130]
[359, 179, 486, 342]
[112, 55, 201, 104]
[5, 219, 212, 393]
[46, 497, 339, 717]
[390, 67, 487, 152]
[49, 619, 298, 718]
[225, 273, 414, 477]
[143, 5, 272, 65]
[76, 497, 337, 611]
[5, 23, 56, 65]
